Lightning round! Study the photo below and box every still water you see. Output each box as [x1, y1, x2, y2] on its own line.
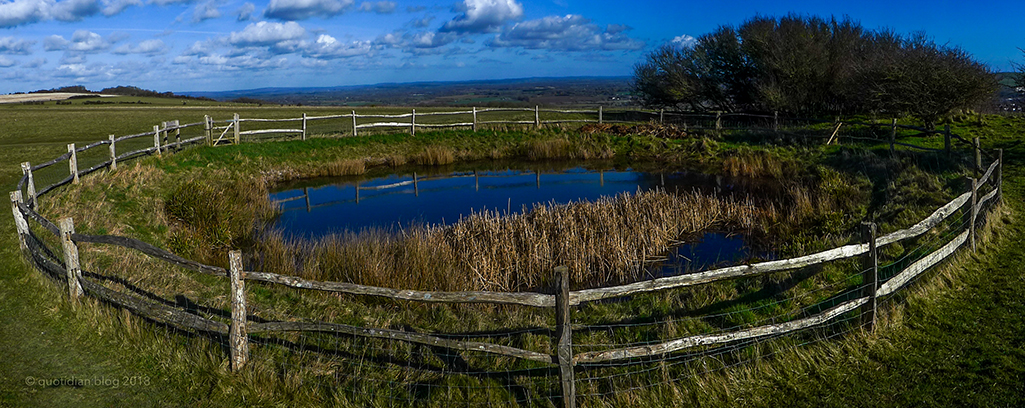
[270, 165, 770, 273]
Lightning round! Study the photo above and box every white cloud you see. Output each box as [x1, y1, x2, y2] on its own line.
[301, 34, 371, 59]
[67, 30, 111, 52]
[441, 0, 521, 33]
[101, 0, 140, 15]
[409, 15, 433, 28]
[149, 0, 199, 5]
[411, 31, 455, 48]
[0, 56, 16, 67]
[236, 1, 254, 20]
[263, 0, 352, 20]
[50, 0, 101, 22]
[357, 0, 393, 13]
[113, 39, 167, 55]
[0, 0, 49, 27]
[192, 0, 220, 22]
[229, 21, 305, 47]
[671, 34, 695, 47]
[489, 14, 644, 51]
[0, 36, 35, 54]
[24, 57, 45, 67]
[43, 35, 69, 51]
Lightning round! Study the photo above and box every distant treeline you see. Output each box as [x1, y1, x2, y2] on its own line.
[30, 85, 215, 102]
[634, 15, 998, 128]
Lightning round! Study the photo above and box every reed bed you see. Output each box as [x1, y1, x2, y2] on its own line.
[255, 189, 766, 292]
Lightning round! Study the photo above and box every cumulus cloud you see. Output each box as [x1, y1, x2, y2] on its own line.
[51, 0, 101, 21]
[236, 1, 254, 20]
[192, 0, 220, 22]
[264, 0, 352, 20]
[0, 56, 15, 67]
[101, 0, 140, 15]
[113, 39, 167, 55]
[43, 30, 117, 55]
[149, 0, 200, 6]
[411, 31, 456, 48]
[489, 14, 644, 51]
[0, 36, 35, 54]
[671, 34, 695, 47]
[440, 0, 521, 33]
[0, 0, 50, 27]
[409, 15, 433, 28]
[230, 21, 304, 46]
[301, 34, 371, 59]
[24, 57, 45, 67]
[357, 0, 392, 13]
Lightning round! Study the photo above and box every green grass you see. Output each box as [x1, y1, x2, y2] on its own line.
[1, 103, 1023, 406]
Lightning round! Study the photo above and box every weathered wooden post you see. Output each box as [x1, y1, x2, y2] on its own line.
[472, 107, 478, 132]
[413, 172, 418, 197]
[411, 109, 416, 136]
[301, 113, 307, 141]
[109, 135, 117, 171]
[228, 250, 249, 372]
[10, 191, 28, 251]
[67, 144, 79, 184]
[861, 222, 878, 331]
[715, 111, 722, 136]
[233, 113, 240, 145]
[554, 265, 576, 408]
[943, 125, 951, 158]
[59, 217, 83, 299]
[598, 106, 603, 124]
[973, 137, 982, 178]
[153, 125, 162, 157]
[773, 110, 779, 132]
[659, 109, 664, 125]
[352, 111, 358, 137]
[171, 120, 181, 151]
[889, 118, 897, 155]
[21, 162, 35, 208]
[970, 177, 978, 252]
[535, 106, 540, 130]
[204, 115, 213, 146]
[997, 149, 1003, 203]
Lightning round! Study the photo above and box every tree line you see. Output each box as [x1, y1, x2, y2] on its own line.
[634, 15, 998, 129]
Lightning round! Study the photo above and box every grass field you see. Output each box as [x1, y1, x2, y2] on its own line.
[1, 100, 1023, 406]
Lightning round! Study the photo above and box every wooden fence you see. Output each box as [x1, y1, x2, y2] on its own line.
[10, 109, 1004, 407]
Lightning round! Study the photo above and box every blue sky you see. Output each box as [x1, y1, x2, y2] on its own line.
[0, 0, 1022, 93]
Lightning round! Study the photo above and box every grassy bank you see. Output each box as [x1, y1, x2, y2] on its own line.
[2, 103, 1020, 406]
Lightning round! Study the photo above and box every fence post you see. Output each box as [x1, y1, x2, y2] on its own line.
[411, 109, 416, 136]
[997, 149, 1003, 203]
[59, 217, 83, 299]
[302, 113, 307, 141]
[970, 177, 978, 252]
[861, 222, 878, 331]
[204, 115, 213, 146]
[21, 162, 35, 208]
[944, 125, 951, 158]
[472, 107, 477, 132]
[598, 106, 603, 124]
[173, 120, 181, 151]
[10, 191, 28, 251]
[153, 125, 161, 158]
[889, 118, 897, 155]
[413, 172, 418, 197]
[67, 144, 79, 184]
[715, 111, 722, 136]
[973, 137, 982, 178]
[303, 187, 310, 212]
[535, 106, 540, 130]
[228, 250, 249, 372]
[352, 111, 357, 137]
[554, 265, 576, 408]
[233, 113, 240, 145]
[773, 110, 779, 132]
[659, 109, 664, 125]
[109, 135, 117, 171]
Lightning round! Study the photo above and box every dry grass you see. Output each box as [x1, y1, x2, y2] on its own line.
[255, 189, 766, 292]
[412, 146, 456, 166]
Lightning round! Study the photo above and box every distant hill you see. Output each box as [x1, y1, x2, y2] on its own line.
[179, 77, 637, 108]
[29, 85, 215, 102]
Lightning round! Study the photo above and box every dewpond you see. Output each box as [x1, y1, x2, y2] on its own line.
[270, 164, 774, 274]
